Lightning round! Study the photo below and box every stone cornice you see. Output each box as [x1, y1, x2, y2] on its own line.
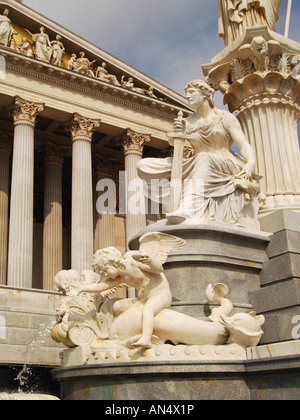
[1, 47, 189, 121]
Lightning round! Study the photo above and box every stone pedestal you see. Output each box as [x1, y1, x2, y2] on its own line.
[69, 113, 100, 273]
[130, 222, 270, 319]
[250, 210, 300, 344]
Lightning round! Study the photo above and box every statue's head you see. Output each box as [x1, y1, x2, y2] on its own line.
[185, 80, 215, 109]
[92, 247, 126, 279]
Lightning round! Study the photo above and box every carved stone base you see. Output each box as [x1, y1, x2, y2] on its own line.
[53, 341, 300, 400]
[61, 343, 247, 368]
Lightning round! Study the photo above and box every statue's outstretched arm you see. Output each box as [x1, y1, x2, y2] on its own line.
[69, 277, 122, 297]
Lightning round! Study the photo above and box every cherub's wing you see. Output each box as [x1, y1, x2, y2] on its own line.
[138, 232, 186, 265]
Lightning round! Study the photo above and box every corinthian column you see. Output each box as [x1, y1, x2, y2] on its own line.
[69, 113, 100, 273]
[41, 143, 67, 290]
[7, 97, 44, 288]
[0, 137, 12, 285]
[121, 128, 150, 246]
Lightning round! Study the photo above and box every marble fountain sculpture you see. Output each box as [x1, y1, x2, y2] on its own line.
[51, 80, 266, 365]
[51, 232, 265, 364]
[50, 0, 300, 400]
[50, 79, 269, 401]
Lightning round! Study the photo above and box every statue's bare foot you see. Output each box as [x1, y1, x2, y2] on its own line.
[132, 337, 152, 349]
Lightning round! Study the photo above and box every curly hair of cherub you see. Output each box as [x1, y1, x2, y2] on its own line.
[92, 247, 126, 273]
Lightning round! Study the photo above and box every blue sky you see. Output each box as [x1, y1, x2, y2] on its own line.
[21, 0, 300, 97]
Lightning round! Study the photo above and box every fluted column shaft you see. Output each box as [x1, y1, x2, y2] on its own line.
[0, 140, 12, 285]
[121, 128, 150, 247]
[69, 113, 100, 273]
[94, 157, 117, 250]
[42, 146, 65, 290]
[7, 97, 44, 288]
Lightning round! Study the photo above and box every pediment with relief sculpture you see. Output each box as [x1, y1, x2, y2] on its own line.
[0, 0, 190, 113]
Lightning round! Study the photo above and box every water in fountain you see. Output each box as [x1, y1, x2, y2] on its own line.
[0, 317, 60, 400]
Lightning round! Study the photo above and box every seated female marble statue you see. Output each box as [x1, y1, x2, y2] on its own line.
[137, 80, 263, 230]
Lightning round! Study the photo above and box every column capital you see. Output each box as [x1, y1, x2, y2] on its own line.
[10, 96, 44, 127]
[121, 128, 151, 156]
[39, 142, 69, 167]
[68, 113, 100, 142]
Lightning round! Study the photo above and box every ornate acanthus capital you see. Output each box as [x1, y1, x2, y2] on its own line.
[203, 26, 300, 111]
[69, 113, 100, 142]
[0, 140, 12, 156]
[0, 131, 13, 155]
[39, 142, 70, 167]
[224, 72, 300, 113]
[121, 128, 151, 156]
[10, 96, 44, 127]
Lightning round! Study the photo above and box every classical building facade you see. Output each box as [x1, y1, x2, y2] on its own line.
[0, 0, 190, 374]
[0, 0, 191, 289]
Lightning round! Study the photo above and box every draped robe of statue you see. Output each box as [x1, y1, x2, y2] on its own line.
[0, 10, 16, 47]
[32, 30, 52, 62]
[218, 0, 282, 46]
[137, 109, 262, 230]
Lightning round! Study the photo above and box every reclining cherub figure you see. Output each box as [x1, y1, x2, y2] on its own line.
[68, 232, 186, 349]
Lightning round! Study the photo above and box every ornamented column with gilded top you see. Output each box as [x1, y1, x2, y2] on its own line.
[69, 113, 100, 273]
[203, 23, 300, 214]
[121, 128, 150, 246]
[7, 97, 44, 288]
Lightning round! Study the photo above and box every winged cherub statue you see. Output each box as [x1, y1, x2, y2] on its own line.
[68, 232, 186, 349]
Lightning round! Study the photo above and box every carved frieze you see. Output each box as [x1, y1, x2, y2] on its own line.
[0, 7, 166, 103]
